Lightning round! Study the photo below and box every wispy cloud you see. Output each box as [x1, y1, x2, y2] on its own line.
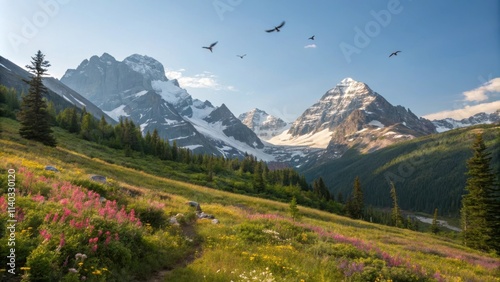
[304, 44, 317, 49]
[423, 101, 500, 120]
[424, 77, 500, 120]
[463, 77, 500, 102]
[165, 69, 236, 91]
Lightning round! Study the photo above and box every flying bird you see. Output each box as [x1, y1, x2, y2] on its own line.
[237, 54, 247, 59]
[202, 41, 218, 52]
[266, 21, 285, 33]
[308, 35, 315, 40]
[389, 51, 401, 57]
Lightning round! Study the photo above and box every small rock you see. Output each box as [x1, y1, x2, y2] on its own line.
[45, 166, 59, 172]
[187, 201, 202, 212]
[169, 217, 179, 226]
[90, 175, 107, 184]
[197, 212, 215, 219]
[99, 197, 106, 203]
[211, 219, 219, 224]
[187, 201, 199, 207]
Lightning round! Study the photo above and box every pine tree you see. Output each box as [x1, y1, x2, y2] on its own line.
[390, 182, 404, 228]
[352, 176, 364, 219]
[491, 132, 500, 253]
[80, 112, 94, 140]
[18, 50, 56, 146]
[337, 192, 344, 204]
[46, 101, 57, 125]
[319, 177, 331, 200]
[461, 134, 497, 251]
[69, 108, 79, 133]
[431, 208, 439, 234]
[253, 161, 265, 193]
[313, 177, 330, 200]
[345, 196, 355, 217]
[289, 196, 301, 221]
[171, 140, 178, 161]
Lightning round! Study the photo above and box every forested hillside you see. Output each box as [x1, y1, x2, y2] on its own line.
[301, 124, 500, 216]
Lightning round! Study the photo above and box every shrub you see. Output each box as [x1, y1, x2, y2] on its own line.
[25, 247, 60, 281]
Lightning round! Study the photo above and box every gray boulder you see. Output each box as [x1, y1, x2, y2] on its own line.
[90, 175, 107, 184]
[45, 166, 59, 172]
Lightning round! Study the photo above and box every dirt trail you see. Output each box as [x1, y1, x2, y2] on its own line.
[145, 224, 202, 282]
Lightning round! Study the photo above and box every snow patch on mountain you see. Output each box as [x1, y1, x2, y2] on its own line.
[73, 97, 86, 107]
[0, 63, 11, 71]
[151, 80, 191, 107]
[183, 144, 203, 151]
[186, 115, 274, 161]
[368, 120, 385, 128]
[268, 128, 332, 149]
[105, 105, 129, 122]
[134, 90, 148, 97]
[62, 95, 72, 104]
[191, 99, 215, 119]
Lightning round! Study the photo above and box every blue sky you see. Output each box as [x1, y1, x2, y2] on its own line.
[1, 0, 499, 121]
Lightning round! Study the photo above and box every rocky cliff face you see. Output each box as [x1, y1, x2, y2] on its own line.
[61, 53, 271, 159]
[61, 53, 167, 110]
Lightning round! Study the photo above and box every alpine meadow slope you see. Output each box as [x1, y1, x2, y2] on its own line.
[1, 117, 499, 281]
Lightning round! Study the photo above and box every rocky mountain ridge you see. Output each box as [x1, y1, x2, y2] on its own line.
[432, 111, 500, 132]
[60, 53, 268, 159]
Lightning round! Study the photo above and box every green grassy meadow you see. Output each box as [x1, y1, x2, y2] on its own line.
[0, 117, 499, 281]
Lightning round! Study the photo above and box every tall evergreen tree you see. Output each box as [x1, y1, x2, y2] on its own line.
[461, 134, 498, 251]
[69, 108, 80, 133]
[289, 196, 301, 221]
[390, 182, 404, 228]
[253, 161, 265, 193]
[313, 177, 330, 200]
[80, 112, 95, 140]
[352, 176, 364, 219]
[431, 208, 439, 234]
[492, 132, 500, 253]
[18, 50, 56, 146]
[171, 140, 178, 161]
[337, 192, 344, 204]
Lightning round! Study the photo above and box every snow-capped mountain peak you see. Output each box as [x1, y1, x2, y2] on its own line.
[123, 54, 167, 81]
[238, 108, 289, 140]
[267, 77, 436, 164]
